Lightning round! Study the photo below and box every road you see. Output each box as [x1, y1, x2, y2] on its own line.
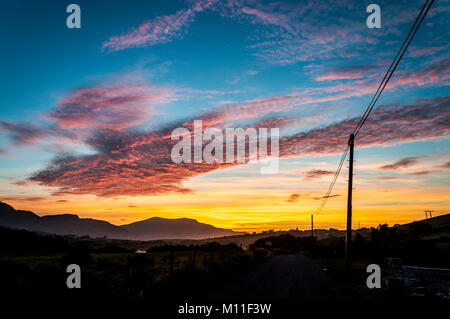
[213, 254, 342, 300]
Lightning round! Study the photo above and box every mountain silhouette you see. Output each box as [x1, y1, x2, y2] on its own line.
[0, 201, 129, 238]
[122, 217, 242, 240]
[0, 201, 243, 240]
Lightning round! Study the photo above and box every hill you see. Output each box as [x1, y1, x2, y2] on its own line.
[0, 201, 244, 240]
[398, 213, 450, 233]
[0, 201, 129, 239]
[122, 217, 242, 240]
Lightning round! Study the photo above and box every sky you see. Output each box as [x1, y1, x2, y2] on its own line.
[0, 0, 449, 232]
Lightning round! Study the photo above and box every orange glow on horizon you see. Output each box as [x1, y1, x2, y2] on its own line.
[2, 182, 448, 233]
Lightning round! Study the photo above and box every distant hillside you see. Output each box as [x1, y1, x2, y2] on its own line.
[0, 201, 244, 240]
[397, 213, 450, 237]
[399, 213, 450, 231]
[0, 202, 129, 239]
[122, 217, 242, 240]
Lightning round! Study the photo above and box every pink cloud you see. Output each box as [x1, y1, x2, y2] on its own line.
[3, 58, 447, 150]
[29, 95, 450, 197]
[391, 58, 450, 87]
[304, 58, 449, 101]
[102, 0, 216, 51]
[408, 45, 447, 58]
[302, 169, 334, 180]
[240, 6, 295, 34]
[280, 96, 450, 158]
[315, 65, 378, 81]
[48, 85, 172, 130]
[191, 94, 302, 128]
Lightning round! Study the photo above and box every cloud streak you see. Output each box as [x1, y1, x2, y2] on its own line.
[438, 161, 450, 169]
[302, 169, 334, 180]
[102, 0, 216, 51]
[379, 156, 421, 170]
[0, 121, 73, 146]
[286, 194, 300, 202]
[315, 65, 378, 81]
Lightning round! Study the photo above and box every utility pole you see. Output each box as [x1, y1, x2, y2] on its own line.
[345, 134, 354, 273]
[425, 210, 434, 219]
[311, 214, 314, 237]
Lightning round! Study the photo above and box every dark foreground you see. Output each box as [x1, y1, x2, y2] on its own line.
[212, 254, 340, 299]
[1, 219, 450, 316]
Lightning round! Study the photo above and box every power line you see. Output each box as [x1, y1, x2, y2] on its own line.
[315, 0, 434, 215]
[352, 0, 432, 136]
[353, 0, 435, 137]
[316, 146, 348, 215]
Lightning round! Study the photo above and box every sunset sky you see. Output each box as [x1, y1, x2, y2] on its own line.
[0, 0, 449, 232]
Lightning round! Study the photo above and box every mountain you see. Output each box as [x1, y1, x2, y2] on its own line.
[0, 201, 129, 239]
[0, 201, 244, 240]
[122, 217, 241, 240]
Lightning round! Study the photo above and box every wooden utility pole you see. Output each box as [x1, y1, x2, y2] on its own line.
[345, 134, 354, 273]
[311, 214, 314, 237]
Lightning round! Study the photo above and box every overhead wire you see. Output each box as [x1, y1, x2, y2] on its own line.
[315, 0, 435, 214]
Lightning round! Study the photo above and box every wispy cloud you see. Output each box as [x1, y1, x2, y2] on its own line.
[198, 94, 302, 128]
[0, 121, 73, 146]
[376, 176, 399, 180]
[379, 156, 421, 170]
[409, 170, 431, 176]
[48, 85, 173, 130]
[302, 169, 334, 180]
[0, 196, 46, 202]
[102, 0, 216, 51]
[101, 0, 449, 68]
[286, 193, 300, 202]
[391, 58, 450, 87]
[437, 161, 450, 169]
[408, 45, 447, 58]
[280, 96, 450, 158]
[315, 65, 378, 81]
